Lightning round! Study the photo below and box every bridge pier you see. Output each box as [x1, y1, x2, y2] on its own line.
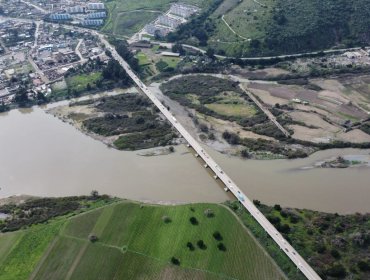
[194, 153, 199, 158]
[204, 164, 208, 168]
[213, 175, 218, 179]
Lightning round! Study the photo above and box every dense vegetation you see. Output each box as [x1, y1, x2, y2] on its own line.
[263, 0, 370, 55]
[0, 194, 114, 232]
[0, 200, 285, 280]
[229, 201, 370, 280]
[170, 0, 370, 57]
[80, 94, 176, 150]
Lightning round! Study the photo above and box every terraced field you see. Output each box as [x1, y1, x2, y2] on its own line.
[0, 201, 286, 280]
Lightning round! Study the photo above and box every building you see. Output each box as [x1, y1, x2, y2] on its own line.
[66, 6, 85, 14]
[86, 12, 106, 19]
[157, 15, 181, 29]
[169, 4, 198, 18]
[50, 13, 72, 21]
[82, 19, 104, 26]
[87, 3, 105, 10]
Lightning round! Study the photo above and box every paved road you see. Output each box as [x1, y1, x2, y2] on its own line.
[97, 34, 321, 280]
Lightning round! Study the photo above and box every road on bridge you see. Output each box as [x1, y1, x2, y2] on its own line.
[97, 34, 321, 280]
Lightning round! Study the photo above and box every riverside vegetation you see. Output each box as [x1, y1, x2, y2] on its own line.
[73, 93, 177, 150]
[228, 200, 370, 280]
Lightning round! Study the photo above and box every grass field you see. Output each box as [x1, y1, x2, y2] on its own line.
[16, 201, 286, 280]
[113, 11, 160, 37]
[66, 72, 102, 94]
[205, 103, 257, 117]
[0, 222, 63, 280]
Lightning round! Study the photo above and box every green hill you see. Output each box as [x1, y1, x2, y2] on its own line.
[171, 0, 370, 57]
[0, 201, 285, 280]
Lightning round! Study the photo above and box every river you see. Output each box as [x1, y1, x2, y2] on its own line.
[0, 105, 369, 213]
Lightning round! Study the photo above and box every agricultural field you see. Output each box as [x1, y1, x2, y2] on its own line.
[0, 201, 287, 280]
[246, 74, 370, 144]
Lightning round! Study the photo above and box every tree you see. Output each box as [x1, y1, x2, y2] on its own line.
[204, 209, 214, 218]
[170, 257, 180, 265]
[186, 242, 195, 251]
[206, 48, 215, 58]
[217, 243, 226, 251]
[213, 231, 223, 241]
[13, 87, 29, 107]
[189, 217, 198, 225]
[88, 234, 98, 243]
[162, 216, 171, 223]
[197, 240, 206, 250]
[90, 190, 99, 199]
[86, 83, 92, 91]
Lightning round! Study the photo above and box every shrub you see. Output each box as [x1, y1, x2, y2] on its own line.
[213, 231, 223, 241]
[170, 257, 180, 265]
[88, 234, 98, 243]
[326, 264, 347, 278]
[274, 204, 282, 211]
[189, 217, 198, 225]
[197, 240, 207, 250]
[217, 243, 226, 251]
[331, 249, 341, 259]
[186, 242, 195, 251]
[162, 216, 172, 223]
[204, 209, 214, 218]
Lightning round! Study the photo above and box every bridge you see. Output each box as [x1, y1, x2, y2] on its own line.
[97, 34, 322, 280]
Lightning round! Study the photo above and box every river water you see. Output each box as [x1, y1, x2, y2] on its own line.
[0, 105, 369, 213]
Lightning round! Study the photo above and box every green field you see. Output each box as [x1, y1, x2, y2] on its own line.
[66, 72, 102, 94]
[113, 11, 160, 37]
[205, 103, 257, 117]
[0, 222, 63, 280]
[0, 201, 286, 280]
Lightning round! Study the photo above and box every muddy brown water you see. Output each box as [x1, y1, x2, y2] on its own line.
[0, 106, 369, 213]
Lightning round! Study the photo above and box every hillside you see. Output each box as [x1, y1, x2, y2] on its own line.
[0, 201, 285, 280]
[170, 0, 370, 57]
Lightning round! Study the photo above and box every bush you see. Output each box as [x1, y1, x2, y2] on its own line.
[274, 204, 282, 211]
[88, 234, 98, 243]
[326, 264, 347, 278]
[189, 217, 198, 225]
[213, 231, 223, 241]
[217, 243, 226, 251]
[170, 257, 180, 266]
[162, 216, 171, 223]
[331, 249, 341, 259]
[358, 260, 370, 272]
[186, 242, 195, 251]
[197, 240, 207, 250]
[204, 209, 214, 218]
